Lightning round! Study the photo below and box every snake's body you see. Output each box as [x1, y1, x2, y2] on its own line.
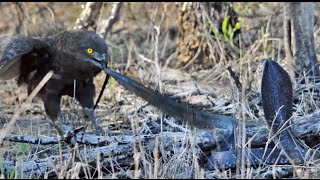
[102, 59, 312, 168]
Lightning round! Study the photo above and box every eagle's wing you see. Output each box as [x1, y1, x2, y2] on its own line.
[0, 35, 51, 80]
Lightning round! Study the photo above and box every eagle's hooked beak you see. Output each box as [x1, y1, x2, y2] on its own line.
[87, 52, 107, 69]
[92, 52, 106, 63]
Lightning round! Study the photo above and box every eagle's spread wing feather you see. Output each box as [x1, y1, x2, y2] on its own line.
[0, 35, 50, 80]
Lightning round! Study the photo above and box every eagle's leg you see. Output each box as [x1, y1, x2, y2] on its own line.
[76, 79, 103, 134]
[83, 107, 103, 133]
[41, 91, 66, 136]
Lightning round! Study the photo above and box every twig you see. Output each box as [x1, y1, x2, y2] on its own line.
[227, 66, 242, 92]
[168, 89, 217, 100]
[154, 25, 162, 92]
[0, 70, 53, 145]
[98, 2, 123, 38]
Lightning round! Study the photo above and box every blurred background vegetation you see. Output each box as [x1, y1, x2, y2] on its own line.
[0, 2, 295, 70]
[2, 2, 319, 72]
[2, 3, 320, 178]
[2, 2, 320, 142]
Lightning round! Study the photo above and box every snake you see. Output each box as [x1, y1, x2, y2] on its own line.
[101, 59, 314, 169]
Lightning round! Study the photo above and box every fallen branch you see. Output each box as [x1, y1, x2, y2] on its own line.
[2, 129, 227, 178]
[246, 111, 320, 147]
[1, 144, 133, 178]
[3, 111, 320, 176]
[5, 111, 320, 149]
[4, 130, 228, 150]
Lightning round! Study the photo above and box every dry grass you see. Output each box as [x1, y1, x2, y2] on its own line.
[1, 2, 320, 179]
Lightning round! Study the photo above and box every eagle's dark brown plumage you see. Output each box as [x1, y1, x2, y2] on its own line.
[0, 30, 109, 134]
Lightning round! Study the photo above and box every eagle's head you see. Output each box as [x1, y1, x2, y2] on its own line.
[54, 30, 109, 70]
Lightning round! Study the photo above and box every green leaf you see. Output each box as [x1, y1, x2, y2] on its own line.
[235, 22, 241, 30]
[222, 16, 230, 36]
[228, 24, 233, 38]
[9, 170, 16, 179]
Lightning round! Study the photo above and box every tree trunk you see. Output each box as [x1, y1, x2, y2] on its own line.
[284, 2, 320, 79]
[73, 2, 103, 30]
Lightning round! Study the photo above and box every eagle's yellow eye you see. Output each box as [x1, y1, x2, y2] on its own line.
[86, 48, 93, 54]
